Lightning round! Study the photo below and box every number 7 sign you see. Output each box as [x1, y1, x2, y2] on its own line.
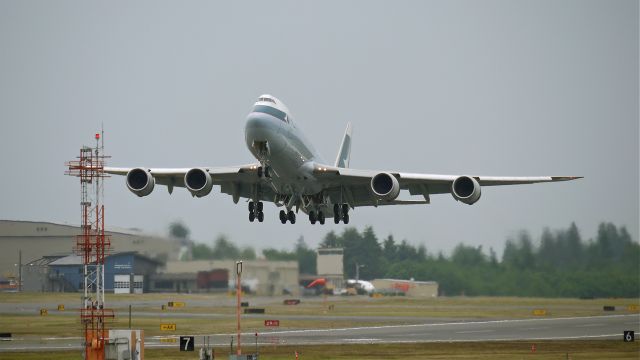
[180, 336, 194, 351]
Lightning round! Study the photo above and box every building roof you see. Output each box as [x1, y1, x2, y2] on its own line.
[0, 219, 160, 238]
[48, 251, 163, 267]
[164, 259, 298, 274]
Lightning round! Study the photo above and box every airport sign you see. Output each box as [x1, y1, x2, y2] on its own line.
[623, 331, 634, 342]
[265, 320, 280, 327]
[168, 301, 185, 308]
[180, 336, 194, 351]
[160, 324, 177, 331]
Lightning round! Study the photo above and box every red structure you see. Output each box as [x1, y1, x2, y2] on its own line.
[65, 132, 114, 360]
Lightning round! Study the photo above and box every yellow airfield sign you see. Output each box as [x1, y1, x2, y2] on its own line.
[160, 324, 177, 331]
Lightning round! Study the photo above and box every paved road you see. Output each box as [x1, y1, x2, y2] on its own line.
[1, 314, 637, 351]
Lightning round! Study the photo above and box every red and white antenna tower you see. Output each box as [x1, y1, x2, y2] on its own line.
[65, 130, 114, 360]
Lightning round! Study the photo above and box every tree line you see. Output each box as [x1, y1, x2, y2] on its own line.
[169, 221, 638, 298]
[320, 222, 639, 298]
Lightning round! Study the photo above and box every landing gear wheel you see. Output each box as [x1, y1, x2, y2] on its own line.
[279, 210, 287, 224]
[257, 211, 264, 222]
[249, 212, 255, 222]
[333, 203, 340, 214]
[248, 201, 254, 212]
[257, 201, 263, 212]
[318, 211, 325, 225]
[342, 204, 349, 215]
[287, 210, 296, 224]
[343, 213, 349, 224]
[309, 211, 316, 225]
[334, 214, 340, 224]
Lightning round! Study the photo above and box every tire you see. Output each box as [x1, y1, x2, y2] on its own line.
[257, 202, 263, 212]
[333, 203, 340, 214]
[342, 204, 349, 215]
[248, 201, 254, 212]
[318, 211, 325, 225]
[288, 211, 296, 224]
[249, 212, 255, 222]
[279, 210, 287, 224]
[334, 214, 340, 224]
[257, 211, 264, 222]
[309, 211, 316, 224]
[343, 213, 349, 224]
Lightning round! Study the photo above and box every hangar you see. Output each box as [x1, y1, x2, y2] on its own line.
[0, 220, 180, 280]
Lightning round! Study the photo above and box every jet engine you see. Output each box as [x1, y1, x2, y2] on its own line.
[185, 168, 213, 197]
[451, 175, 481, 205]
[370, 172, 400, 201]
[126, 168, 155, 197]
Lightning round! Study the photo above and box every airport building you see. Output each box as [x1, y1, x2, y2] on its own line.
[0, 220, 181, 280]
[316, 247, 345, 290]
[371, 278, 439, 297]
[155, 260, 299, 295]
[24, 251, 162, 293]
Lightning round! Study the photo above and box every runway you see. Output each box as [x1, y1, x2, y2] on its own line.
[1, 314, 637, 351]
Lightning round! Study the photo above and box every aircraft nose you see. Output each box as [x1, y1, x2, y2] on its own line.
[245, 112, 275, 139]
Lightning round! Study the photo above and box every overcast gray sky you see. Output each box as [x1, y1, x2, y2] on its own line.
[0, 1, 637, 255]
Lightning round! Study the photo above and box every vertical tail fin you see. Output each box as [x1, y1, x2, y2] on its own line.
[334, 122, 352, 168]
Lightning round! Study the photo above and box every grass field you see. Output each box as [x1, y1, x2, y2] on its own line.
[1, 341, 638, 359]
[0, 293, 638, 358]
[0, 292, 638, 338]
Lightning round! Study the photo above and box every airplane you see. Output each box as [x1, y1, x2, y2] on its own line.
[105, 94, 581, 225]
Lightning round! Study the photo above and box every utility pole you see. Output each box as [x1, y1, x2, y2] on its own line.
[18, 249, 22, 292]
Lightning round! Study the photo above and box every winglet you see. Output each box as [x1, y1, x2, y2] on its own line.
[334, 122, 352, 168]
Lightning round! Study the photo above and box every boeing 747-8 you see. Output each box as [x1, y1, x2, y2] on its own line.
[105, 94, 581, 224]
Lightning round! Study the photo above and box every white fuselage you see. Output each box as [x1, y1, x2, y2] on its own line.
[244, 96, 325, 196]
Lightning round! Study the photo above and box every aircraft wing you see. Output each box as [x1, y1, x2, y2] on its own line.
[104, 164, 278, 203]
[313, 165, 581, 207]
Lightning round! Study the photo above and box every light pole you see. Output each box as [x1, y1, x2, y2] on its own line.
[236, 261, 243, 356]
[355, 262, 365, 283]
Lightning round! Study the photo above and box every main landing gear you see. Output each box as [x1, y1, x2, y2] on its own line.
[308, 210, 325, 225]
[333, 203, 350, 224]
[280, 210, 296, 224]
[248, 201, 264, 223]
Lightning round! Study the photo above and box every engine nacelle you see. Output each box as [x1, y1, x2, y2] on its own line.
[185, 168, 213, 197]
[451, 175, 481, 205]
[370, 172, 400, 201]
[126, 168, 155, 197]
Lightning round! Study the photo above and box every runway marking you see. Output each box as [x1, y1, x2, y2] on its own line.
[576, 323, 605, 327]
[524, 327, 548, 330]
[231, 314, 636, 337]
[1, 333, 625, 351]
[456, 330, 493, 334]
[344, 338, 381, 342]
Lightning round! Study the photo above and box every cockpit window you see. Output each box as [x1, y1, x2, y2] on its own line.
[258, 97, 276, 104]
[253, 105, 289, 123]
